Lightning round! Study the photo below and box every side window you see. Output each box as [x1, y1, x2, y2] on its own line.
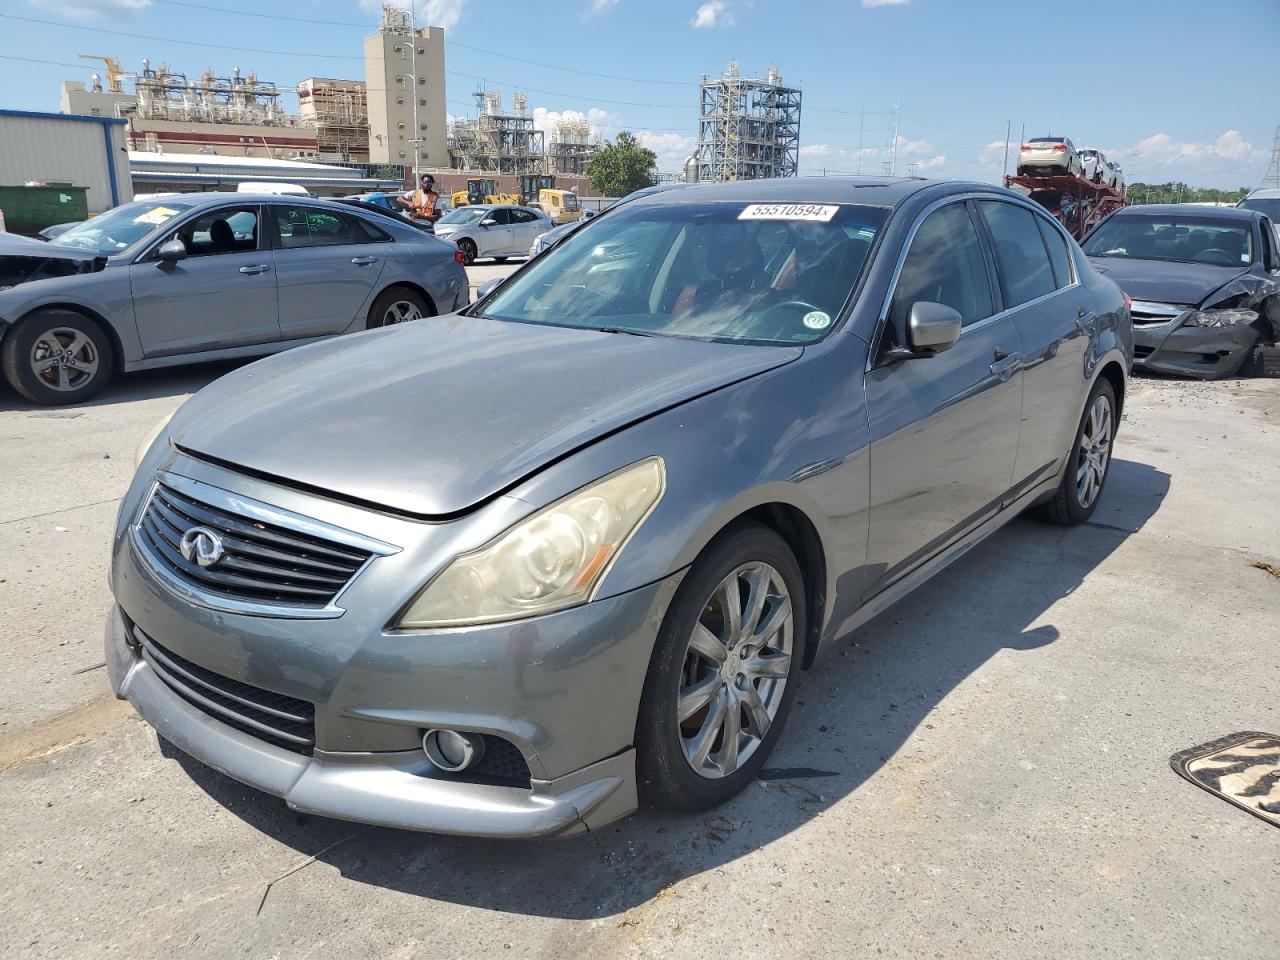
[353, 216, 392, 242]
[274, 207, 358, 249]
[891, 202, 994, 330]
[510, 209, 535, 224]
[1257, 220, 1278, 271]
[175, 206, 259, 257]
[1035, 216, 1074, 288]
[976, 200, 1057, 308]
[488, 208, 512, 226]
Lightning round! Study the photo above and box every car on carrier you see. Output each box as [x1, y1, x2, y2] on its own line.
[1017, 136, 1083, 178]
[0, 194, 467, 405]
[109, 176, 1131, 838]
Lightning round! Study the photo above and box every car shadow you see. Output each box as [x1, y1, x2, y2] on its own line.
[165, 457, 1170, 919]
[0, 358, 254, 412]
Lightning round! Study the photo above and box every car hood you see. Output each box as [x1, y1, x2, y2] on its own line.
[172, 315, 802, 517]
[0, 232, 101, 261]
[1087, 256, 1248, 306]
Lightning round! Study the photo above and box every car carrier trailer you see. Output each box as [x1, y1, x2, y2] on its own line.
[1004, 172, 1126, 240]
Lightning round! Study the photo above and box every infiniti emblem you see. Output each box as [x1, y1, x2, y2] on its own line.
[179, 525, 225, 568]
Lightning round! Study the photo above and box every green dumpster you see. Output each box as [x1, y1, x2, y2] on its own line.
[0, 185, 90, 236]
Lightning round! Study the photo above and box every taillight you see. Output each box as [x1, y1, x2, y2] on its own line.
[1020, 145, 1031, 152]
[1053, 144, 1067, 151]
[454, 250, 466, 265]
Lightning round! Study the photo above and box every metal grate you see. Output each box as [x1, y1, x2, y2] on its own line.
[472, 736, 533, 787]
[1133, 344, 1154, 359]
[1130, 300, 1186, 327]
[137, 481, 373, 609]
[135, 626, 316, 754]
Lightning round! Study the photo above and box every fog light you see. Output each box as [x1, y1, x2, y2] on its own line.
[422, 729, 485, 772]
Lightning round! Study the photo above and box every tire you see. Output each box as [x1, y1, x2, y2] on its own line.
[1034, 378, 1117, 526]
[1, 309, 114, 406]
[366, 287, 432, 329]
[456, 238, 477, 266]
[492, 256, 509, 263]
[636, 522, 806, 812]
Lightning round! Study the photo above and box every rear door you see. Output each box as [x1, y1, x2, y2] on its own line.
[508, 208, 543, 254]
[269, 204, 388, 339]
[974, 198, 1088, 494]
[863, 199, 1024, 598]
[129, 204, 280, 357]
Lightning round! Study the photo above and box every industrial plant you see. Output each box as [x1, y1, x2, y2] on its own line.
[693, 61, 802, 182]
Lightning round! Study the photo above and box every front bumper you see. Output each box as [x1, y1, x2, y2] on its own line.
[108, 454, 683, 837]
[1132, 316, 1258, 379]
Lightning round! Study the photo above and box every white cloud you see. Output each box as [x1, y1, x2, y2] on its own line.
[862, 0, 910, 6]
[532, 106, 613, 142]
[362, 0, 466, 32]
[589, 0, 619, 13]
[636, 132, 696, 171]
[27, 0, 150, 20]
[691, 1, 733, 28]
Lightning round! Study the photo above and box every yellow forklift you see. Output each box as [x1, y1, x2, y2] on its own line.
[449, 178, 519, 208]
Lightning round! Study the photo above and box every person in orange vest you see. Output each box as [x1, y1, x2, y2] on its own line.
[398, 174, 441, 223]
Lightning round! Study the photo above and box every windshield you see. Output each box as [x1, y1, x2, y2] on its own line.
[480, 201, 888, 345]
[1239, 198, 1280, 220]
[1083, 215, 1254, 267]
[51, 200, 194, 255]
[438, 206, 490, 225]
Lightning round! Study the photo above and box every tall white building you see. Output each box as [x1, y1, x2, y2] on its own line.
[364, 4, 448, 170]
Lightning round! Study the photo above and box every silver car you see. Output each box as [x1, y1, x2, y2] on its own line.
[433, 204, 551, 265]
[1077, 148, 1111, 185]
[0, 194, 468, 405]
[1017, 136, 1082, 177]
[109, 177, 1131, 837]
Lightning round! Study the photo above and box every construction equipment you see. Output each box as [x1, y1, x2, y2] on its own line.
[450, 178, 519, 208]
[1004, 171, 1126, 240]
[537, 188, 582, 225]
[520, 175, 556, 205]
[79, 55, 125, 94]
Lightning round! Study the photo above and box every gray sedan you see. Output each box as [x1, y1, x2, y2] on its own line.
[433, 204, 551, 264]
[0, 194, 468, 405]
[109, 177, 1130, 837]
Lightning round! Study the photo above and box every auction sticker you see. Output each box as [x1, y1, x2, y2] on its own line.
[739, 203, 839, 222]
[803, 311, 832, 330]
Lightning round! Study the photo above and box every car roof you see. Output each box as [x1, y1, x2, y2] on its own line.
[1244, 188, 1280, 199]
[1108, 204, 1262, 223]
[623, 175, 949, 208]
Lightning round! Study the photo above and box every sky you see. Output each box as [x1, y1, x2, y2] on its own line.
[1, 0, 1276, 189]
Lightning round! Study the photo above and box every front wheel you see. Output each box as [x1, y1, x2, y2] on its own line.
[2, 309, 114, 405]
[636, 523, 805, 812]
[1034, 379, 1117, 525]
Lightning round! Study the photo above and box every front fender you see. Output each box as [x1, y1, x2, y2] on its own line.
[0, 268, 141, 364]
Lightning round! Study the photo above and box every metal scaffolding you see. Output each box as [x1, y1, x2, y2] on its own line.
[548, 116, 596, 175]
[132, 60, 293, 126]
[447, 89, 546, 174]
[297, 78, 369, 162]
[695, 62, 801, 182]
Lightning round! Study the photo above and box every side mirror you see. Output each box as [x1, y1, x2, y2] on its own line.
[907, 301, 962, 355]
[156, 238, 187, 264]
[475, 277, 504, 300]
[479, 218, 498, 227]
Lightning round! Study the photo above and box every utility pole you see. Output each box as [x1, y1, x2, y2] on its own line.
[1002, 119, 1011, 181]
[856, 110, 864, 175]
[888, 102, 900, 177]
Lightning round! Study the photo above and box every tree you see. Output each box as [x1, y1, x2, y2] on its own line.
[586, 131, 657, 197]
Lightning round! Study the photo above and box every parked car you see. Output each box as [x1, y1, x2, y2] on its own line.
[1239, 188, 1280, 242]
[330, 196, 434, 235]
[1081, 204, 1279, 379]
[528, 183, 692, 258]
[109, 177, 1130, 837]
[0, 193, 468, 404]
[1077, 148, 1109, 184]
[1017, 136, 1082, 177]
[433, 204, 551, 264]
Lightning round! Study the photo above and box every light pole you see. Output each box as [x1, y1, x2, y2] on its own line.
[405, 5, 421, 181]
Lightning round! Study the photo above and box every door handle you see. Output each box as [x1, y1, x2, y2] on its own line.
[989, 350, 1021, 379]
[239, 264, 271, 275]
[350, 256, 380, 265]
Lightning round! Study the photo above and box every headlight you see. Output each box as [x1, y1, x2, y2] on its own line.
[396, 457, 665, 628]
[133, 412, 174, 467]
[1183, 306, 1258, 327]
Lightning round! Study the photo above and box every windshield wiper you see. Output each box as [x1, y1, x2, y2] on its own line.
[596, 326, 656, 338]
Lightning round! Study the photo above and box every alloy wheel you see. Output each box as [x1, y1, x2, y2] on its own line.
[677, 562, 794, 779]
[383, 300, 423, 324]
[1076, 393, 1113, 509]
[29, 327, 99, 392]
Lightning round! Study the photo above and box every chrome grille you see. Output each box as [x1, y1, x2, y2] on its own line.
[134, 625, 316, 754]
[136, 479, 374, 611]
[1130, 300, 1187, 327]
